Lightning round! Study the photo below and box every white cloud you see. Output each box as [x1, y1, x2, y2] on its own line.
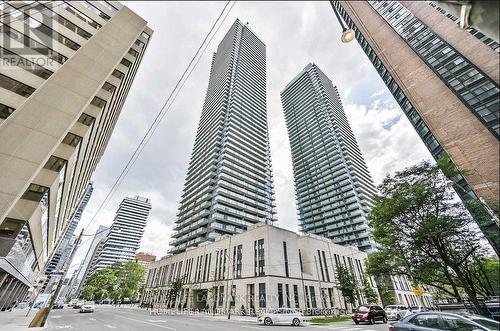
[344, 100, 433, 186]
[370, 89, 385, 99]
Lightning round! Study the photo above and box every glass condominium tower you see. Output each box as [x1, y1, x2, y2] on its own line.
[333, 1, 499, 252]
[281, 63, 376, 252]
[169, 19, 276, 254]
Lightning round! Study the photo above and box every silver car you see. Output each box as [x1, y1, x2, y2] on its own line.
[389, 312, 494, 331]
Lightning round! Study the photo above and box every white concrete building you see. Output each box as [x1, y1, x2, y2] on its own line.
[0, 1, 152, 308]
[143, 223, 378, 314]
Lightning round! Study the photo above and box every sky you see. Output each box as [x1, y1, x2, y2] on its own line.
[70, 1, 433, 274]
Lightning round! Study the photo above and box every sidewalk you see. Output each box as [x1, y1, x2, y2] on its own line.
[0, 308, 47, 331]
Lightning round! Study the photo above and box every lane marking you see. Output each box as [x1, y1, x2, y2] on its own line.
[55, 326, 72, 329]
[51, 315, 62, 319]
[147, 319, 168, 322]
[238, 326, 264, 330]
[114, 314, 176, 330]
[104, 325, 117, 329]
[89, 318, 96, 321]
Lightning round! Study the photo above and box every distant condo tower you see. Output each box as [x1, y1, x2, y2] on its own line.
[90, 196, 151, 273]
[169, 19, 276, 254]
[281, 63, 377, 252]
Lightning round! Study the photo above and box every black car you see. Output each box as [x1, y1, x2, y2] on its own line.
[352, 304, 387, 324]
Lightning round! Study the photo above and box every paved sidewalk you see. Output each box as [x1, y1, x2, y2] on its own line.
[0, 308, 47, 331]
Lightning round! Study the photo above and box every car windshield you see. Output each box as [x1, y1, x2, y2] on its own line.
[356, 306, 370, 313]
[84, 301, 94, 305]
[386, 305, 397, 310]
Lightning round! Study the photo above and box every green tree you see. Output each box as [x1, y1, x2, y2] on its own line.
[336, 264, 357, 307]
[112, 261, 145, 301]
[362, 275, 378, 304]
[83, 268, 118, 301]
[167, 277, 184, 308]
[367, 161, 494, 314]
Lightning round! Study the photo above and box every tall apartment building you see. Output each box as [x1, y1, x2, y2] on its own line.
[0, 1, 152, 308]
[169, 19, 276, 254]
[333, 1, 499, 251]
[90, 196, 151, 274]
[281, 63, 377, 252]
[42, 183, 93, 294]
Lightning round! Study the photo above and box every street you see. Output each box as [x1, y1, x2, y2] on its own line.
[45, 306, 390, 331]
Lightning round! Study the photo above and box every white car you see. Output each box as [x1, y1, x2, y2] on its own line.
[258, 308, 304, 326]
[79, 301, 95, 313]
[385, 305, 409, 320]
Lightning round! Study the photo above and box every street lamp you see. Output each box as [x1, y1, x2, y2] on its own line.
[329, 0, 355, 43]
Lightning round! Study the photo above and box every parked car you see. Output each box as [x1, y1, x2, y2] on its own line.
[462, 313, 500, 330]
[73, 301, 84, 309]
[258, 308, 304, 326]
[69, 299, 78, 308]
[122, 297, 131, 304]
[389, 312, 494, 330]
[351, 304, 387, 324]
[385, 305, 409, 320]
[52, 301, 64, 309]
[80, 301, 95, 313]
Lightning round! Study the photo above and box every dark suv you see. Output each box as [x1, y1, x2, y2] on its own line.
[352, 304, 387, 324]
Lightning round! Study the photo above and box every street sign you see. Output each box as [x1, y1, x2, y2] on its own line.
[413, 287, 424, 297]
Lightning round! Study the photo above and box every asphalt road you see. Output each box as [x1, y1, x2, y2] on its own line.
[45, 306, 390, 331]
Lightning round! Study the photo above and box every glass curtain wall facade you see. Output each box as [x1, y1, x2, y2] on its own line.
[169, 19, 276, 254]
[281, 63, 377, 252]
[333, 0, 499, 252]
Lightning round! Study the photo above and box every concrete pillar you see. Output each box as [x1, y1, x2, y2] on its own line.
[0, 280, 19, 310]
[0, 278, 17, 310]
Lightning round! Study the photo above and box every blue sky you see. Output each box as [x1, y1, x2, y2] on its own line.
[69, 1, 433, 273]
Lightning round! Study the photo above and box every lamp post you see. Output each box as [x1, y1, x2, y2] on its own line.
[329, 0, 355, 43]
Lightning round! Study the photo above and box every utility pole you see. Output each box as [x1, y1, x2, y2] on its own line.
[29, 230, 84, 327]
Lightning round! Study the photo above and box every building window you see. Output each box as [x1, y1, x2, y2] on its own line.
[128, 48, 139, 57]
[0, 73, 35, 97]
[309, 286, 317, 308]
[235, 244, 242, 278]
[0, 46, 53, 79]
[285, 284, 291, 308]
[21, 184, 49, 202]
[112, 69, 125, 80]
[102, 82, 116, 94]
[258, 283, 266, 308]
[317, 250, 325, 281]
[322, 251, 330, 282]
[293, 285, 300, 308]
[298, 249, 304, 273]
[90, 96, 106, 109]
[203, 253, 209, 282]
[43, 155, 67, 172]
[0, 103, 15, 119]
[218, 286, 224, 306]
[0, 218, 25, 237]
[121, 58, 132, 68]
[278, 283, 284, 308]
[304, 286, 310, 308]
[62, 132, 82, 147]
[254, 239, 265, 276]
[283, 241, 289, 277]
[230, 284, 236, 307]
[78, 113, 95, 126]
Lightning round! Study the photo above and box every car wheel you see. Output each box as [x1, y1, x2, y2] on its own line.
[292, 318, 300, 326]
[369, 317, 375, 324]
[396, 314, 401, 320]
[383, 316, 387, 323]
[354, 321, 359, 325]
[264, 317, 273, 326]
